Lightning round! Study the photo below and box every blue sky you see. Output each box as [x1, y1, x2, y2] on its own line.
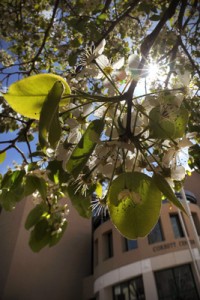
[0, 40, 28, 174]
[0, 131, 37, 174]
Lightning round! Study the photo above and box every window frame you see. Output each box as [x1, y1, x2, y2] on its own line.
[103, 230, 113, 260]
[123, 238, 138, 251]
[154, 264, 199, 300]
[113, 276, 145, 300]
[148, 219, 165, 244]
[170, 213, 185, 238]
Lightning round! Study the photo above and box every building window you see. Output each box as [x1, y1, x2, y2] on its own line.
[103, 230, 113, 259]
[155, 264, 199, 300]
[192, 212, 200, 236]
[123, 238, 138, 251]
[113, 276, 145, 300]
[148, 219, 164, 244]
[170, 214, 184, 238]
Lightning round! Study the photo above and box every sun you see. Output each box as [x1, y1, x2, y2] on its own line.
[147, 63, 160, 79]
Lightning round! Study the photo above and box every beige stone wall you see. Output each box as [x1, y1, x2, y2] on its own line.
[0, 197, 92, 300]
[184, 172, 200, 204]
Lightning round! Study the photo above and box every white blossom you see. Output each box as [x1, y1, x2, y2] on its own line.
[80, 39, 106, 66]
[95, 55, 125, 80]
[162, 137, 193, 181]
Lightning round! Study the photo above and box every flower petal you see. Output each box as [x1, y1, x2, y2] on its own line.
[128, 54, 140, 69]
[96, 54, 110, 69]
[112, 57, 125, 70]
[177, 70, 191, 86]
[171, 165, 185, 180]
[162, 149, 176, 167]
[115, 70, 127, 81]
[94, 39, 106, 55]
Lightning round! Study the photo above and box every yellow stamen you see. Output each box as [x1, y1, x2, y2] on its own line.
[103, 66, 113, 75]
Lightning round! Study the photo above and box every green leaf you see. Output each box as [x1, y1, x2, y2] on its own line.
[0, 190, 18, 211]
[24, 175, 47, 200]
[47, 160, 70, 184]
[38, 81, 64, 149]
[98, 13, 108, 20]
[48, 111, 62, 148]
[27, 162, 39, 172]
[95, 182, 103, 198]
[49, 221, 68, 247]
[0, 170, 26, 211]
[28, 210, 68, 251]
[149, 105, 189, 139]
[1, 170, 25, 189]
[108, 172, 162, 239]
[25, 203, 47, 230]
[68, 52, 77, 66]
[66, 119, 104, 178]
[189, 144, 200, 171]
[153, 173, 187, 214]
[0, 152, 6, 164]
[67, 184, 92, 218]
[29, 218, 51, 252]
[4, 74, 71, 120]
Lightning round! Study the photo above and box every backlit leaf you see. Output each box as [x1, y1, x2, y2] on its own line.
[108, 172, 162, 239]
[95, 182, 103, 198]
[4, 74, 71, 120]
[153, 173, 187, 214]
[66, 119, 104, 178]
[149, 105, 189, 139]
[67, 184, 92, 218]
[0, 152, 6, 164]
[38, 81, 64, 149]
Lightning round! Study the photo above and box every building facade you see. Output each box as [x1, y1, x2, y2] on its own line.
[84, 193, 200, 300]
[0, 173, 200, 300]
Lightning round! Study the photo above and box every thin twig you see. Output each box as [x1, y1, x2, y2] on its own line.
[28, 0, 60, 74]
[96, 0, 141, 46]
[179, 37, 200, 78]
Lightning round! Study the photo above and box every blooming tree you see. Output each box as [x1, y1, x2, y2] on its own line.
[0, 0, 200, 251]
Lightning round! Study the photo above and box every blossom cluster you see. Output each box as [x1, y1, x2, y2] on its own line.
[56, 39, 195, 205]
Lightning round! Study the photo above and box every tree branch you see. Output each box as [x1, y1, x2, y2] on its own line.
[101, 0, 112, 14]
[124, 0, 181, 136]
[126, 0, 181, 99]
[179, 37, 200, 78]
[28, 0, 60, 74]
[0, 120, 34, 164]
[178, 0, 187, 31]
[96, 0, 141, 46]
